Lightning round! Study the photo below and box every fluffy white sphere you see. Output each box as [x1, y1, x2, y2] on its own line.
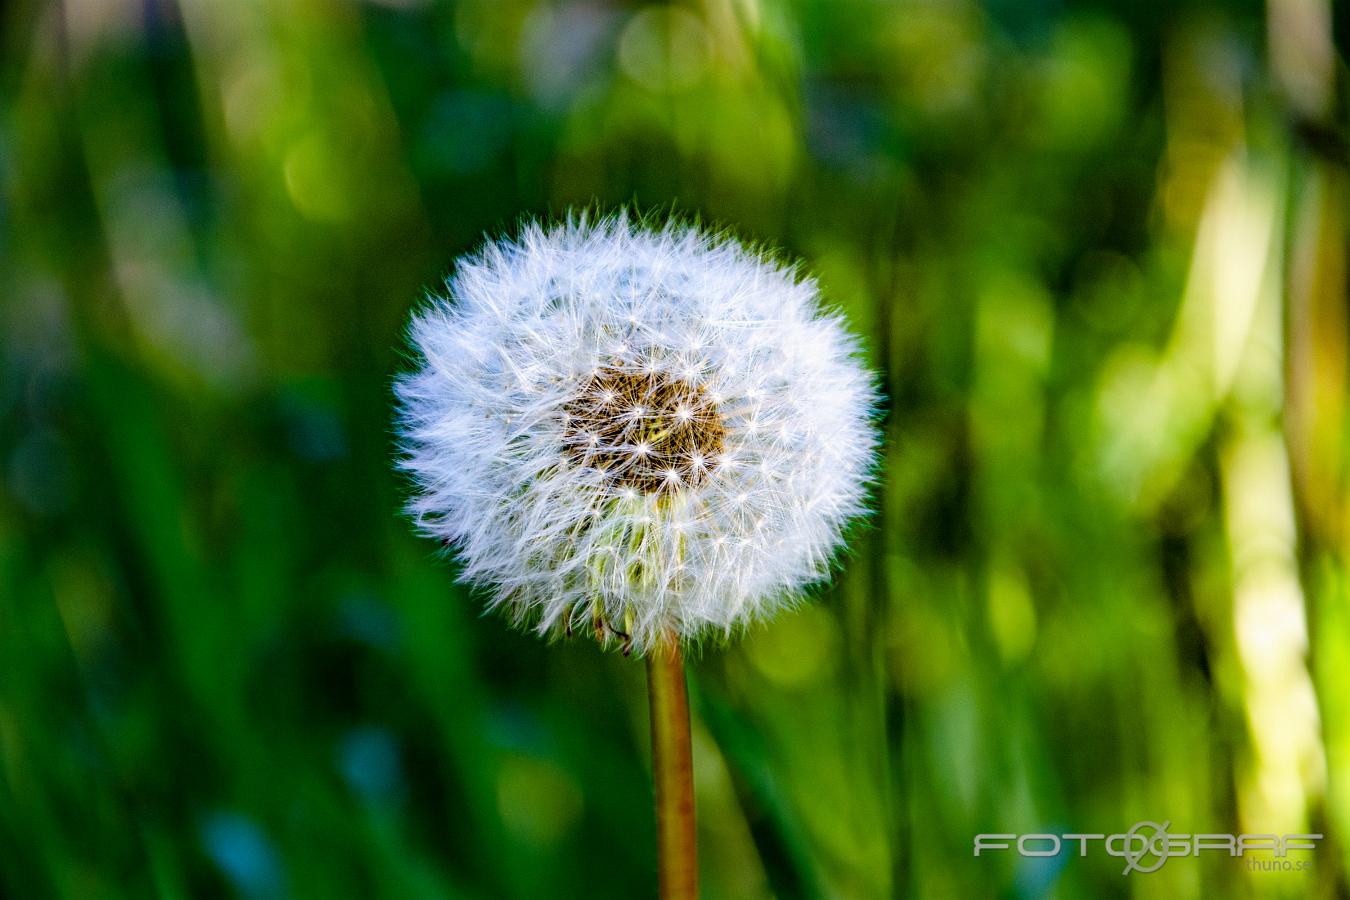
[396, 214, 877, 655]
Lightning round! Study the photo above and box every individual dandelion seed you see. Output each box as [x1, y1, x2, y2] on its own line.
[394, 212, 879, 898]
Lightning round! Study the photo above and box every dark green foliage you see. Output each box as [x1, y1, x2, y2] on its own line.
[1, 1, 1347, 897]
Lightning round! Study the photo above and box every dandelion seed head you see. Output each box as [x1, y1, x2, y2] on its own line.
[395, 212, 878, 654]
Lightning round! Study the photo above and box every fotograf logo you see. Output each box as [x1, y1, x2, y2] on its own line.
[974, 822, 1322, 875]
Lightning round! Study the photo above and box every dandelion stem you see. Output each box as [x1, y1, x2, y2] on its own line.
[647, 639, 697, 899]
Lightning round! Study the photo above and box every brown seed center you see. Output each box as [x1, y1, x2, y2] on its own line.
[563, 366, 724, 493]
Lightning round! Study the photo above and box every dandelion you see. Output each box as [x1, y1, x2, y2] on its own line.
[395, 212, 877, 898]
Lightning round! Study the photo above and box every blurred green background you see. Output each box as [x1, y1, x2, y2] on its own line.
[3, 0, 1350, 897]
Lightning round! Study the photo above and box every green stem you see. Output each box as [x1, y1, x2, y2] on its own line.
[647, 639, 697, 899]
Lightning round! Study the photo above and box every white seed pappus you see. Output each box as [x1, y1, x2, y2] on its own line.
[396, 214, 878, 655]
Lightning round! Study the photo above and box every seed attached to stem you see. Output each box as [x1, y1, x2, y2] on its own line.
[563, 366, 725, 495]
